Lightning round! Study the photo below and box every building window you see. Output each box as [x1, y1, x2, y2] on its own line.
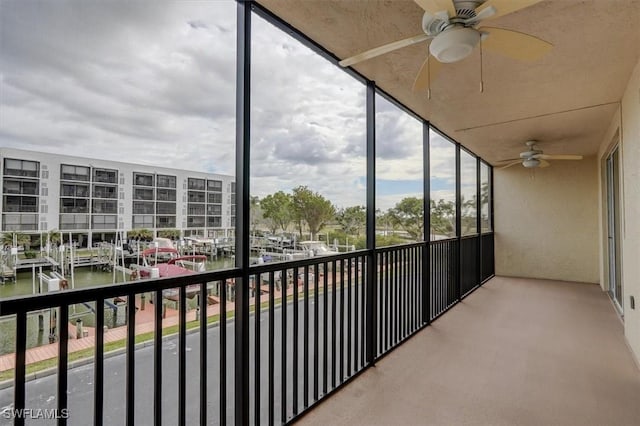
[3, 178, 38, 195]
[92, 199, 118, 214]
[93, 168, 117, 184]
[207, 192, 222, 204]
[3, 213, 38, 231]
[207, 204, 222, 215]
[133, 201, 154, 214]
[187, 216, 205, 228]
[61, 183, 89, 197]
[188, 204, 205, 216]
[188, 178, 205, 190]
[156, 202, 176, 215]
[156, 188, 176, 201]
[3, 196, 38, 212]
[188, 191, 205, 203]
[59, 214, 89, 230]
[207, 216, 222, 227]
[133, 187, 154, 200]
[61, 198, 88, 213]
[157, 174, 176, 188]
[157, 216, 176, 228]
[133, 172, 154, 186]
[92, 215, 117, 229]
[93, 184, 117, 199]
[3, 158, 39, 178]
[61, 165, 90, 181]
[207, 179, 223, 192]
[132, 215, 154, 229]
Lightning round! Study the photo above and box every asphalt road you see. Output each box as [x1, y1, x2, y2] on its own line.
[0, 285, 371, 425]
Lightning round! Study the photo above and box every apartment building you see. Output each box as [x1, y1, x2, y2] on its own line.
[0, 148, 235, 247]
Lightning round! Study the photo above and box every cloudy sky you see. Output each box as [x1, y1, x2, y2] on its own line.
[0, 0, 480, 211]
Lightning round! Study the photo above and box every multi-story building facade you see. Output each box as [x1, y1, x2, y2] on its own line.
[0, 148, 235, 247]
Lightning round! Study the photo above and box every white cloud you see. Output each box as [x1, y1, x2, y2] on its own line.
[0, 0, 483, 214]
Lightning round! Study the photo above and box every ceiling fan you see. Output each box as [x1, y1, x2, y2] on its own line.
[339, 0, 553, 92]
[497, 141, 583, 169]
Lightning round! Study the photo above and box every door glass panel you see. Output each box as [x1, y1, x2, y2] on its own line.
[607, 146, 622, 311]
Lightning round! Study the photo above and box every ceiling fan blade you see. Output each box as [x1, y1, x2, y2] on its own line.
[536, 154, 583, 161]
[539, 159, 551, 168]
[496, 157, 521, 163]
[476, 0, 544, 21]
[414, 0, 456, 17]
[479, 27, 553, 61]
[498, 160, 522, 169]
[339, 33, 431, 67]
[413, 54, 444, 91]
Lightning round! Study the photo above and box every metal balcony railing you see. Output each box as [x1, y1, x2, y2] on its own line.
[0, 233, 493, 425]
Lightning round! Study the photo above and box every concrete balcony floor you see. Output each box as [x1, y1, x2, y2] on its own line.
[298, 277, 640, 425]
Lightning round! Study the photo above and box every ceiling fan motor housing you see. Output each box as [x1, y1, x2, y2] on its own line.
[429, 26, 480, 63]
[421, 12, 447, 36]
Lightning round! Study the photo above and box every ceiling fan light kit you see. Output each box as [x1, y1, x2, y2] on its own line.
[429, 26, 480, 63]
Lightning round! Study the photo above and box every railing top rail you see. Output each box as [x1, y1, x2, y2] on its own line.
[248, 250, 367, 274]
[374, 241, 425, 253]
[0, 268, 239, 316]
[429, 237, 457, 244]
[460, 234, 481, 240]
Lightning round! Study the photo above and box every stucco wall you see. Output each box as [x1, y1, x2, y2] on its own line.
[598, 58, 640, 364]
[494, 157, 600, 283]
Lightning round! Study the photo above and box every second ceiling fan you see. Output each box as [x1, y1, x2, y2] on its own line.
[339, 0, 553, 92]
[497, 141, 583, 169]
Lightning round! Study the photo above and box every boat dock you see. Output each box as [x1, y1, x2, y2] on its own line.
[14, 256, 60, 272]
[1, 265, 15, 282]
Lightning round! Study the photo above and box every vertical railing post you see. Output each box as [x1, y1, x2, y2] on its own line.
[94, 298, 104, 426]
[235, 1, 252, 424]
[365, 80, 377, 365]
[14, 310, 27, 426]
[489, 164, 495, 279]
[422, 122, 431, 325]
[476, 158, 482, 287]
[455, 143, 462, 301]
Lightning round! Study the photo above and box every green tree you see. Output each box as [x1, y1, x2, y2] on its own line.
[157, 229, 181, 240]
[128, 228, 153, 241]
[261, 191, 293, 234]
[336, 206, 366, 236]
[291, 186, 336, 240]
[430, 199, 455, 237]
[1, 232, 30, 248]
[47, 229, 61, 245]
[250, 195, 262, 232]
[389, 197, 424, 240]
[461, 194, 478, 235]
[377, 209, 400, 236]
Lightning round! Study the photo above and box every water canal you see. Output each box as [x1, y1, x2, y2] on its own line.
[0, 258, 234, 356]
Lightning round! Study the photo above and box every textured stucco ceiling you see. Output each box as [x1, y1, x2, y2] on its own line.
[256, 0, 640, 164]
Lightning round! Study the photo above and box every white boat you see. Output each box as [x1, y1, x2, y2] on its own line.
[298, 241, 340, 256]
